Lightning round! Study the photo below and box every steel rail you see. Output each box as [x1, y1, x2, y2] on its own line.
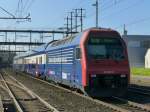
[0, 80, 36, 99]
[0, 73, 24, 112]
[14, 71, 132, 112]
[128, 87, 150, 96]
[4, 71, 59, 112]
[112, 96, 150, 112]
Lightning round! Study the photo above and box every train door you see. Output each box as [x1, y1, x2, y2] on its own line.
[74, 47, 82, 86]
[60, 48, 63, 83]
[45, 53, 48, 79]
[42, 55, 45, 76]
[35, 57, 38, 76]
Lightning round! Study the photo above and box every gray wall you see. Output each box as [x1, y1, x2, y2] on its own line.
[122, 35, 150, 68]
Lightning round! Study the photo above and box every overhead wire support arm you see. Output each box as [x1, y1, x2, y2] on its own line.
[0, 6, 15, 18]
[0, 5, 31, 21]
[0, 17, 31, 20]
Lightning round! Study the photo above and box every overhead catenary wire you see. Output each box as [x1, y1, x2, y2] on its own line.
[15, 0, 23, 17]
[50, 0, 87, 28]
[101, 0, 126, 13]
[0, 6, 15, 17]
[20, 0, 24, 17]
[98, 0, 147, 30]
[72, 0, 86, 8]
[101, 0, 144, 20]
[85, 0, 126, 20]
[115, 16, 150, 30]
[35, 0, 121, 30]
[22, 0, 30, 13]
[85, 0, 145, 31]
[24, 0, 36, 14]
[13, 0, 32, 24]
[15, 0, 35, 17]
[101, 0, 112, 8]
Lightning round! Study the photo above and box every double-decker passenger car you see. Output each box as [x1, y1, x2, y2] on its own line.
[13, 28, 130, 97]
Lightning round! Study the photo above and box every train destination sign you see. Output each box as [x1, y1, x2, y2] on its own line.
[89, 38, 120, 44]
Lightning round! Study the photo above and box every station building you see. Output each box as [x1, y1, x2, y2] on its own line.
[122, 35, 150, 68]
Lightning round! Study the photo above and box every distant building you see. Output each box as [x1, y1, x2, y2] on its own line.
[145, 49, 150, 68]
[122, 35, 150, 67]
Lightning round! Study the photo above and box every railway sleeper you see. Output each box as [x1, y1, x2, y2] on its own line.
[17, 98, 37, 101]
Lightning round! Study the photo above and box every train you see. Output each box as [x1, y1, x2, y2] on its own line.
[13, 28, 130, 97]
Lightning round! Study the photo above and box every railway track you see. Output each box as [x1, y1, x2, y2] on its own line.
[0, 70, 58, 112]
[4, 68, 150, 112]
[124, 85, 150, 107]
[0, 72, 16, 112]
[112, 96, 150, 112]
[99, 84, 150, 112]
[128, 85, 150, 96]
[100, 96, 150, 112]
[3, 68, 133, 112]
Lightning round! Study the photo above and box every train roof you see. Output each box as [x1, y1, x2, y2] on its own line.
[14, 27, 120, 59]
[14, 40, 58, 59]
[14, 50, 34, 59]
[45, 32, 82, 51]
[45, 27, 118, 51]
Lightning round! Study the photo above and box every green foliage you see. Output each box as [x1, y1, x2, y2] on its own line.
[131, 68, 150, 76]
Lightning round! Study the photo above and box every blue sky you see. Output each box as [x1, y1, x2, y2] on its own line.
[0, 0, 149, 35]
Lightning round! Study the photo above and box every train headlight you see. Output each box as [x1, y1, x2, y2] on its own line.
[120, 74, 126, 78]
[91, 74, 96, 78]
[36, 71, 38, 74]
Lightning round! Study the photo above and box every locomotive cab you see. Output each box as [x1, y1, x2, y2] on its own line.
[80, 29, 130, 97]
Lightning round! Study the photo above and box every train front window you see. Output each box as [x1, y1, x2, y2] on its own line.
[87, 37, 125, 60]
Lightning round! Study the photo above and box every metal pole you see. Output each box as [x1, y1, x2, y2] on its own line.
[93, 0, 99, 27]
[66, 16, 69, 36]
[15, 32, 16, 52]
[5, 32, 7, 42]
[80, 8, 83, 31]
[29, 32, 31, 50]
[70, 12, 73, 35]
[8, 39, 10, 66]
[75, 9, 78, 32]
[52, 33, 54, 40]
[96, 0, 99, 27]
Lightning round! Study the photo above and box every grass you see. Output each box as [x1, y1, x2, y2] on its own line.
[131, 67, 150, 76]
